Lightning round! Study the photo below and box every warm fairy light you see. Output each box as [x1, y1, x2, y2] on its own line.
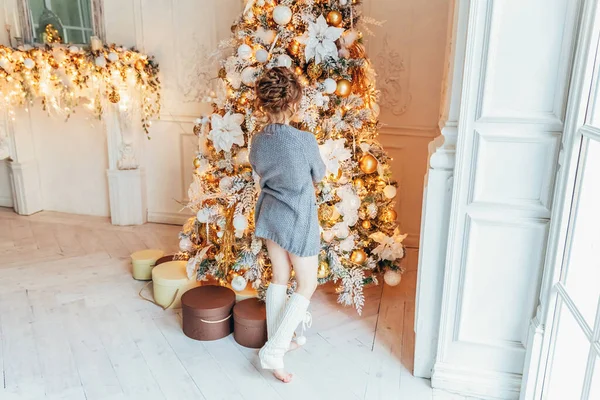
[0, 44, 160, 134]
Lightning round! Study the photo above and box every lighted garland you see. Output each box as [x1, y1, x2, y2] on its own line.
[0, 43, 160, 134]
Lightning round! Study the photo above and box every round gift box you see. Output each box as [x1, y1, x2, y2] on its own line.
[182, 285, 236, 341]
[155, 254, 176, 266]
[131, 249, 164, 281]
[151, 261, 199, 309]
[233, 298, 267, 348]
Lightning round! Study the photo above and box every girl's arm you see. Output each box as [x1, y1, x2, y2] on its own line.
[307, 136, 326, 183]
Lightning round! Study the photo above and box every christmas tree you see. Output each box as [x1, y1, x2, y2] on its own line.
[177, 0, 406, 314]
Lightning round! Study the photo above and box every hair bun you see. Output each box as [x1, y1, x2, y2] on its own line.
[256, 67, 302, 116]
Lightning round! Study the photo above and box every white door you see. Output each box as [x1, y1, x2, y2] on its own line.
[539, 6, 600, 398]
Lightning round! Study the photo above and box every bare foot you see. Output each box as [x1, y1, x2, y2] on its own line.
[273, 369, 293, 383]
[287, 341, 301, 353]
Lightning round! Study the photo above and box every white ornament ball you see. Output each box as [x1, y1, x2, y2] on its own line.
[241, 66, 258, 86]
[107, 52, 119, 62]
[179, 236, 194, 252]
[23, 58, 35, 69]
[257, 0, 265, 5]
[323, 78, 337, 94]
[383, 185, 397, 199]
[231, 275, 248, 292]
[233, 214, 248, 231]
[338, 48, 350, 58]
[255, 48, 269, 63]
[237, 44, 253, 60]
[273, 5, 292, 25]
[94, 55, 106, 67]
[277, 54, 292, 68]
[322, 230, 335, 242]
[335, 225, 350, 239]
[371, 102, 381, 118]
[196, 208, 211, 223]
[69, 45, 79, 53]
[384, 270, 402, 286]
[219, 176, 233, 191]
[340, 0, 348, 5]
[217, 231, 224, 238]
[234, 148, 249, 166]
[296, 335, 307, 346]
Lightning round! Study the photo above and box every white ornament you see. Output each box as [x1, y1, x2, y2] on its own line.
[335, 185, 360, 226]
[322, 78, 337, 94]
[94, 56, 106, 67]
[322, 230, 335, 242]
[52, 48, 66, 63]
[273, 5, 292, 25]
[186, 257, 198, 279]
[237, 44, 253, 60]
[300, 15, 344, 64]
[23, 58, 35, 69]
[338, 48, 350, 58]
[107, 52, 119, 62]
[68, 45, 79, 53]
[383, 185, 397, 199]
[231, 275, 248, 292]
[233, 214, 248, 231]
[255, 27, 276, 44]
[196, 208, 212, 223]
[371, 102, 381, 118]
[339, 0, 348, 5]
[255, 48, 269, 63]
[219, 176, 233, 191]
[217, 231, 224, 238]
[277, 54, 292, 68]
[319, 138, 352, 177]
[241, 66, 258, 86]
[369, 228, 407, 261]
[339, 235, 355, 252]
[208, 112, 245, 153]
[179, 237, 194, 252]
[384, 270, 402, 286]
[334, 223, 349, 239]
[233, 148, 250, 166]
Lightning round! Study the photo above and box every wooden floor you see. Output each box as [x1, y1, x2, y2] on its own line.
[0, 209, 479, 400]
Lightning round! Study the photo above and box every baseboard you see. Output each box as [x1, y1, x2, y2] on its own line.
[0, 195, 13, 208]
[432, 363, 522, 399]
[147, 211, 191, 225]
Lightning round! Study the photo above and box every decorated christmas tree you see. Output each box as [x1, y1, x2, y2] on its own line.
[177, 0, 406, 313]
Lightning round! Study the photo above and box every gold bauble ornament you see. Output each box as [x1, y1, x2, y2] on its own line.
[350, 249, 367, 264]
[354, 178, 365, 189]
[329, 168, 342, 181]
[295, 66, 303, 75]
[376, 180, 387, 190]
[361, 220, 372, 229]
[193, 157, 201, 168]
[336, 79, 352, 97]
[307, 62, 323, 80]
[359, 154, 378, 174]
[288, 40, 300, 56]
[317, 261, 330, 279]
[134, 59, 145, 71]
[218, 67, 227, 79]
[380, 208, 398, 222]
[193, 124, 202, 135]
[326, 10, 343, 27]
[319, 204, 334, 221]
[108, 90, 120, 104]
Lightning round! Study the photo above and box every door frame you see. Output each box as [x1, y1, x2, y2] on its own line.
[520, 0, 600, 398]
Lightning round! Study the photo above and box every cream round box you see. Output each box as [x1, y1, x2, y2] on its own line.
[152, 260, 200, 309]
[131, 249, 164, 280]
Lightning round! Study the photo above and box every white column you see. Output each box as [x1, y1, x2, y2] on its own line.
[105, 103, 147, 226]
[5, 110, 43, 215]
[413, 0, 467, 379]
[430, 0, 580, 398]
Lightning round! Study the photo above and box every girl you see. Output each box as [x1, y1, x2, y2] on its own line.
[249, 67, 326, 383]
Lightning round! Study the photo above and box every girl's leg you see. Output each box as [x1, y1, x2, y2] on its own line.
[264, 240, 291, 339]
[259, 251, 318, 383]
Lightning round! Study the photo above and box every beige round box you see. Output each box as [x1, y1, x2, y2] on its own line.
[152, 261, 200, 309]
[131, 249, 164, 280]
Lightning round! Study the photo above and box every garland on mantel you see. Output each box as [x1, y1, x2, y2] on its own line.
[0, 42, 161, 134]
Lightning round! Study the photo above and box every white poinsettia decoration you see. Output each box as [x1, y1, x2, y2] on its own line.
[369, 228, 407, 261]
[208, 112, 245, 153]
[319, 138, 351, 176]
[300, 15, 344, 64]
[339, 234, 355, 252]
[335, 184, 361, 226]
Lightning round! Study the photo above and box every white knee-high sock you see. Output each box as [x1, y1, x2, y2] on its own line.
[259, 293, 310, 370]
[265, 283, 288, 338]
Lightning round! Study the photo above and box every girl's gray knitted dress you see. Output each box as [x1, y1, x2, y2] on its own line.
[249, 124, 326, 257]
